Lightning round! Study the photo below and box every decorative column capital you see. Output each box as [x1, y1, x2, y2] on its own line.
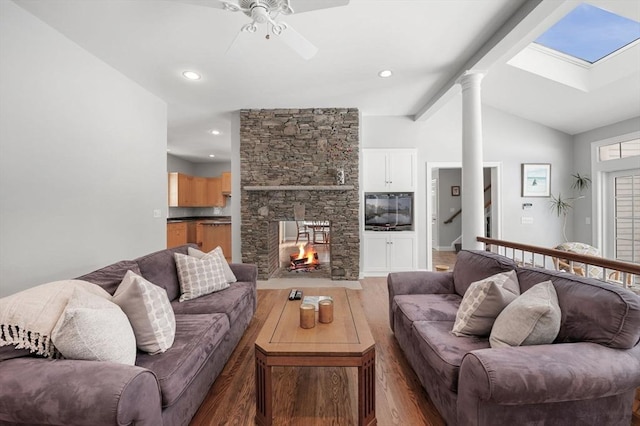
[457, 70, 486, 91]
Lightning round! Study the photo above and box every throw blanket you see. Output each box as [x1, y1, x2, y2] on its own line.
[0, 280, 110, 357]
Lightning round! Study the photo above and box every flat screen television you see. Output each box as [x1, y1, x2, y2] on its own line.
[364, 192, 413, 231]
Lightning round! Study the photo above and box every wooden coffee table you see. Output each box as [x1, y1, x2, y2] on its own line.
[255, 287, 376, 426]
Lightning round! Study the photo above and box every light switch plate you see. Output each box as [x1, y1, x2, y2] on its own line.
[521, 216, 533, 224]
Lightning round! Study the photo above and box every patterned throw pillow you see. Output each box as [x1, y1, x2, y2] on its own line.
[174, 252, 229, 302]
[113, 270, 176, 354]
[188, 246, 237, 284]
[451, 270, 520, 337]
[490, 281, 561, 348]
[51, 287, 136, 365]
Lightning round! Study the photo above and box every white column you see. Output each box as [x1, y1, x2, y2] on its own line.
[458, 71, 485, 250]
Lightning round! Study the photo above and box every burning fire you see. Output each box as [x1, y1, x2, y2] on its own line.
[296, 244, 316, 264]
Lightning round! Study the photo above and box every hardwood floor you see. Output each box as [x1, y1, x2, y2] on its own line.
[190, 278, 444, 426]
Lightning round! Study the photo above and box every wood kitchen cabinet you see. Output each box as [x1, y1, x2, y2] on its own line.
[168, 173, 194, 207]
[167, 222, 188, 249]
[168, 173, 226, 207]
[197, 223, 231, 261]
[221, 172, 231, 195]
[207, 177, 225, 207]
[192, 177, 207, 206]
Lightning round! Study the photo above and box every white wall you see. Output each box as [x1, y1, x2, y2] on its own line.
[0, 2, 167, 296]
[362, 96, 574, 269]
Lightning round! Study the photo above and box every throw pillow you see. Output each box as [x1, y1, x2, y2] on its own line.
[51, 287, 137, 365]
[175, 252, 229, 302]
[0, 280, 111, 358]
[113, 270, 176, 354]
[490, 280, 561, 348]
[451, 270, 520, 337]
[188, 246, 237, 284]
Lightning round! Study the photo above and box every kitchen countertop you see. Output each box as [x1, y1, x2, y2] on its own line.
[167, 216, 231, 224]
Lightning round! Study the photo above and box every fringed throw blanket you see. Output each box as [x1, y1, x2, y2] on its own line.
[0, 280, 111, 358]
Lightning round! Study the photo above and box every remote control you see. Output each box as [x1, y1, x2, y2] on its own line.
[294, 290, 303, 300]
[288, 289, 297, 300]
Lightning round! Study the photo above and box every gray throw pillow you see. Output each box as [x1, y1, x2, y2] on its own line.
[174, 252, 229, 302]
[451, 270, 520, 337]
[490, 280, 561, 348]
[188, 246, 237, 284]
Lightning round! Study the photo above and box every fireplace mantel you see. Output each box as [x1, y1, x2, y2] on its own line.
[244, 185, 355, 191]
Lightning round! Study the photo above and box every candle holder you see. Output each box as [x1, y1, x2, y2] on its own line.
[299, 303, 315, 329]
[318, 299, 334, 323]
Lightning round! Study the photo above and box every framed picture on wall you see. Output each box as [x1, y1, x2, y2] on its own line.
[521, 163, 551, 197]
[451, 186, 460, 196]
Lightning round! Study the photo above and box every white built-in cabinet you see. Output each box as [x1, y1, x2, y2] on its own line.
[362, 148, 417, 275]
[363, 149, 416, 192]
[363, 232, 417, 273]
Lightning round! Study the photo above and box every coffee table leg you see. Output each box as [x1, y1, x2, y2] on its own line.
[358, 347, 376, 426]
[255, 349, 272, 426]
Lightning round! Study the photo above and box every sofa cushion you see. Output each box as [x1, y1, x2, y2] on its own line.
[135, 245, 193, 302]
[76, 260, 142, 296]
[174, 253, 229, 302]
[413, 321, 490, 392]
[452, 270, 520, 337]
[490, 281, 561, 348]
[113, 271, 176, 354]
[394, 294, 462, 323]
[188, 247, 237, 284]
[171, 281, 255, 325]
[516, 267, 640, 349]
[51, 288, 137, 365]
[136, 313, 230, 407]
[453, 250, 517, 297]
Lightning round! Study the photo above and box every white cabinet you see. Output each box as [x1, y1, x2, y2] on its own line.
[363, 232, 416, 274]
[363, 149, 416, 192]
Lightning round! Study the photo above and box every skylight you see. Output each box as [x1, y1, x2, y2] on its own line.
[534, 3, 640, 64]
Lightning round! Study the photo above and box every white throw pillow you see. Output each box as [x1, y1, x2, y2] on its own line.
[188, 246, 237, 284]
[51, 287, 137, 365]
[113, 270, 176, 355]
[490, 281, 561, 348]
[175, 252, 229, 302]
[451, 270, 520, 337]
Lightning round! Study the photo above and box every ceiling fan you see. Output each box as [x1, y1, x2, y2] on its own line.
[174, 0, 350, 60]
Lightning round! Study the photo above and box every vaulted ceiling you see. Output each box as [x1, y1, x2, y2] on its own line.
[13, 0, 640, 162]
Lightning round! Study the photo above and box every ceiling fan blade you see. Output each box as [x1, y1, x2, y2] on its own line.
[289, 0, 349, 14]
[277, 24, 318, 60]
[225, 26, 254, 56]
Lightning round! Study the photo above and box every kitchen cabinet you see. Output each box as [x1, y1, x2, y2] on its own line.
[363, 149, 416, 192]
[168, 173, 226, 207]
[221, 172, 231, 195]
[192, 177, 207, 207]
[167, 222, 188, 249]
[168, 173, 194, 207]
[197, 223, 232, 261]
[363, 232, 416, 274]
[207, 177, 225, 207]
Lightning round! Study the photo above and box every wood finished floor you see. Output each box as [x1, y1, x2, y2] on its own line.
[190, 277, 445, 426]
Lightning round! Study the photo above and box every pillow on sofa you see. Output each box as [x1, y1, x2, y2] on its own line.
[451, 270, 520, 337]
[174, 253, 229, 302]
[52, 287, 137, 365]
[0, 280, 111, 358]
[490, 280, 561, 348]
[113, 270, 176, 354]
[188, 246, 237, 284]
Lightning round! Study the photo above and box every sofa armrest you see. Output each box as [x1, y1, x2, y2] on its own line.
[230, 263, 258, 284]
[457, 342, 640, 424]
[387, 271, 455, 329]
[0, 357, 162, 426]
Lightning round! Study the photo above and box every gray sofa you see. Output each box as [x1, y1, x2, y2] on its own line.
[0, 244, 257, 426]
[388, 249, 640, 426]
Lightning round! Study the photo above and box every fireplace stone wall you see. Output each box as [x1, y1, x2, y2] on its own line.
[240, 108, 360, 280]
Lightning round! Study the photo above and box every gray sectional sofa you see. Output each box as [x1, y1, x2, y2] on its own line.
[0, 244, 257, 426]
[388, 249, 640, 426]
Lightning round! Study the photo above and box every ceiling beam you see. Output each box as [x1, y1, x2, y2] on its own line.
[413, 0, 576, 122]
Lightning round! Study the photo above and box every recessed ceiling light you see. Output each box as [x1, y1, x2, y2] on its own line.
[167, 149, 171, 152]
[182, 71, 201, 80]
[210, 129, 221, 135]
[209, 154, 216, 158]
[378, 69, 393, 78]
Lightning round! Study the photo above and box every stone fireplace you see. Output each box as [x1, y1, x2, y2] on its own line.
[240, 108, 360, 280]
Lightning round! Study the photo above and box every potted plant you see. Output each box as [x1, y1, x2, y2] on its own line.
[550, 173, 591, 242]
